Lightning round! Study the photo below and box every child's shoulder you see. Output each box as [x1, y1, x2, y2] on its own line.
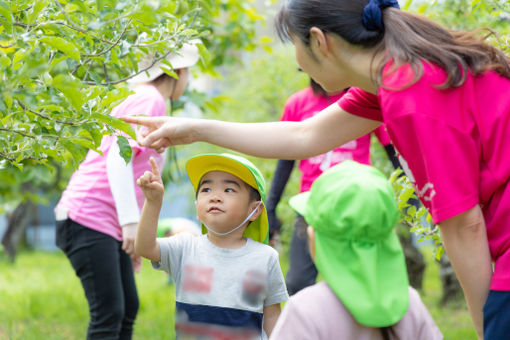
[246, 238, 279, 257]
[158, 231, 201, 246]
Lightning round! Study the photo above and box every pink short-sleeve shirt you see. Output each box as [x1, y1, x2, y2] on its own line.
[56, 85, 166, 241]
[282, 87, 390, 192]
[338, 62, 510, 290]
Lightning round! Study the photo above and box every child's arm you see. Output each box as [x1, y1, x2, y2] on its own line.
[135, 157, 164, 262]
[263, 303, 281, 337]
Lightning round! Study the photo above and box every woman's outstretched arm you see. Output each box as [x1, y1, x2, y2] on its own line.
[123, 103, 381, 159]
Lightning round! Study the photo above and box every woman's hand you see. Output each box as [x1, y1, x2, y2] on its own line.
[123, 116, 197, 153]
[137, 157, 165, 203]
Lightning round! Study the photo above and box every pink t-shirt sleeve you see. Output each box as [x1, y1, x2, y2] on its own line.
[379, 62, 482, 224]
[389, 113, 479, 224]
[337, 87, 383, 121]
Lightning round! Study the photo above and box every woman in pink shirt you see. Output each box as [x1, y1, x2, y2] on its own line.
[55, 42, 199, 339]
[124, 1, 510, 338]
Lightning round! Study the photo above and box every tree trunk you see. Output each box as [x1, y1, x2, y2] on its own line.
[398, 230, 426, 290]
[439, 253, 463, 306]
[1, 201, 35, 262]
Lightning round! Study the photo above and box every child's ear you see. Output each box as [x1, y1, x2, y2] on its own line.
[248, 201, 263, 222]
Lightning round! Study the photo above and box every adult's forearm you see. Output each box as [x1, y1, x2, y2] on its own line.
[194, 119, 314, 159]
[193, 104, 380, 159]
[439, 205, 492, 339]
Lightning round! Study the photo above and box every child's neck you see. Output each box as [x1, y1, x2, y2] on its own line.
[207, 232, 247, 249]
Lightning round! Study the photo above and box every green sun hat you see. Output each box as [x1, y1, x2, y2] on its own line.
[185, 153, 268, 244]
[289, 160, 409, 327]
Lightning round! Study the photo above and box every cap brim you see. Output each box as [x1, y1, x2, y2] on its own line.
[186, 155, 259, 192]
[314, 232, 409, 327]
[288, 192, 310, 220]
[128, 41, 200, 84]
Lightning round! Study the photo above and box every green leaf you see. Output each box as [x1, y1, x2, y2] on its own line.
[38, 104, 63, 112]
[161, 67, 178, 79]
[12, 49, 26, 67]
[61, 140, 85, 167]
[28, 0, 49, 24]
[3, 92, 12, 109]
[109, 117, 136, 140]
[1, 112, 13, 125]
[88, 125, 105, 146]
[40, 37, 81, 61]
[116, 136, 132, 164]
[434, 247, 444, 261]
[0, 4, 13, 31]
[52, 74, 84, 110]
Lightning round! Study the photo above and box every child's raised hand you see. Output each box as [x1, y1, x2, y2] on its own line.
[137, 157, 164, 202]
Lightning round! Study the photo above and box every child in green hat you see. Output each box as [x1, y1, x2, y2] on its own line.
[136, 153, 288, 338]
[270, 161, 442, 340]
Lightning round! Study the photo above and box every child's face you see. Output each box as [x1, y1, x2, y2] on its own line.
[196, 171, 257, 234]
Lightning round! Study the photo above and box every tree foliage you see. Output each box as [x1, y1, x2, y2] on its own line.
[0, 0, 272, 211]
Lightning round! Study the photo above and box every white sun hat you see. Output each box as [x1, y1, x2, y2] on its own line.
[128, 39, 200, 84]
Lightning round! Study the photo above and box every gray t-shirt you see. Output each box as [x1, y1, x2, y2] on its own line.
[153, 233, 288, 334]
[270, 281, 443, 340]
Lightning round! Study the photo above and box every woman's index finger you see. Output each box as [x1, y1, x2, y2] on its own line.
[122, 116, 150, 125]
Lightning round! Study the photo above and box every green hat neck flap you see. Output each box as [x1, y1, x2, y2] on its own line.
[289, 160, 409, 327]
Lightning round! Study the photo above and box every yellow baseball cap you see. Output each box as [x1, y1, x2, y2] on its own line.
[186, 153, 268, 244]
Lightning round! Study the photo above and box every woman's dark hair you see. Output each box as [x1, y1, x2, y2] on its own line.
[275, 0, 510, 89]
[309, 77, 328, 97]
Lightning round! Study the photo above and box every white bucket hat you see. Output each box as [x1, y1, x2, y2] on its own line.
[128, 39, 200, 84]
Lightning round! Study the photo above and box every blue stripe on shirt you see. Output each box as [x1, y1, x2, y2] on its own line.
[176, 301, 263, 331]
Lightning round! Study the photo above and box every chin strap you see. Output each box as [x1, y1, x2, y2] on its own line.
[204, 201, 263, 236]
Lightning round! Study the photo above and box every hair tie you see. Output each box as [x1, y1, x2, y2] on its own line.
[362, 0, 400, 31]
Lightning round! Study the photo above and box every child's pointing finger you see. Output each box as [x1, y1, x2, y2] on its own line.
[149, 157, 160, 177]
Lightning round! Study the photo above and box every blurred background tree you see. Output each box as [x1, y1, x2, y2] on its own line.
[0, 0, 275, 260]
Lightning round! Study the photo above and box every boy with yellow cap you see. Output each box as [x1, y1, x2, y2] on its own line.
[136, 153, 288, 338]
[270, 161, 442, 340]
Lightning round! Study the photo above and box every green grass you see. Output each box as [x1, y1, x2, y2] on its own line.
[419, 247, 477, 339]
[0, 250, 175, 339]
[0, 247, 476, 339]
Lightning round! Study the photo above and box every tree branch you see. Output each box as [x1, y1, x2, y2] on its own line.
[103, 62, 109, 84]
[0, 127, 35, 139]
[81, 19, 132, 58]
[83, 42, 179, 86]
[17, 100, 80, 126]
[0, 42, 15, 48]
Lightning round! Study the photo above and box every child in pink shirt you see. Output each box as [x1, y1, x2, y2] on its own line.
[55, 41, 200, 339]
